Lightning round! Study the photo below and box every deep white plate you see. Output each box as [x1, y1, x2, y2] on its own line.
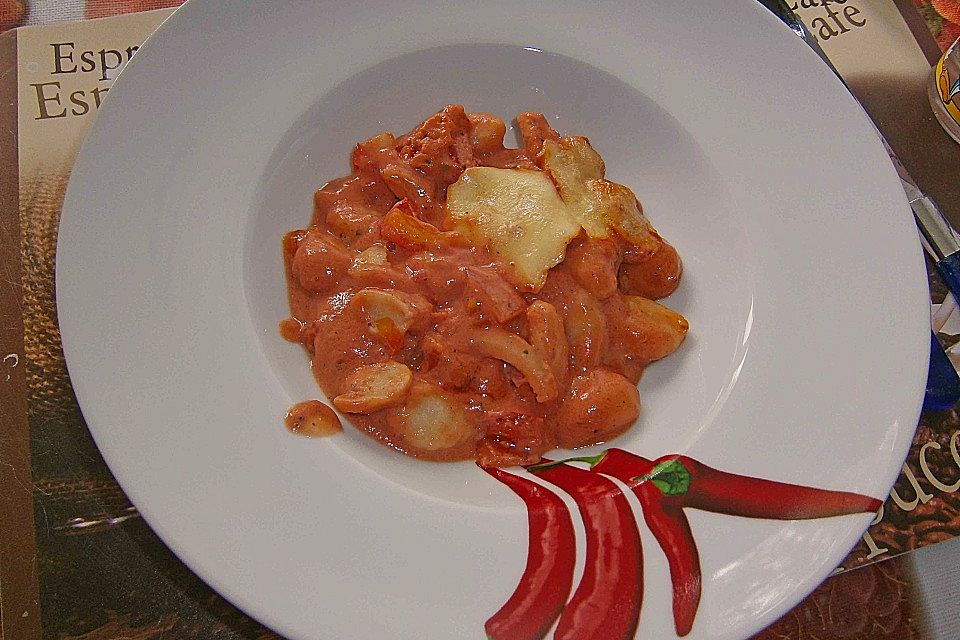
[57, 1, 929, 638]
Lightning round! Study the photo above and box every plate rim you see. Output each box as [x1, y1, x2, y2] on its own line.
[55, 1, 929, 638]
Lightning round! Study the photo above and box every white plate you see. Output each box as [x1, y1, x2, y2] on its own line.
[57, 1, 929, 638]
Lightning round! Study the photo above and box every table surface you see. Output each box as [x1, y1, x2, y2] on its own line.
[2, 2, 960, 640]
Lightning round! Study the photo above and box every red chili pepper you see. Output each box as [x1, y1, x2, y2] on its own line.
[482, 466, 576, 640]
[633, 479, 701, 637]
[649, 454, 884, 520]
[528, 460, 643, 640]
[574, 449, 701, 637]
[558, 447, 883, 636]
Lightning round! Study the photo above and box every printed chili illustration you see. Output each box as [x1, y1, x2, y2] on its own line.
[528, 460, 643, 640]
[482, 466, 576, 640]
[535, 449, 701, 637]
[634, 480, 701, 637]
[638, 453, 884, 520]
[484, 448, 883, 639]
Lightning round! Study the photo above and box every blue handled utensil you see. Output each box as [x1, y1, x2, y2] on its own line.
[926, 331, 960, 410]
[897, 157, 960, 410]
[898, 157, 960, 296]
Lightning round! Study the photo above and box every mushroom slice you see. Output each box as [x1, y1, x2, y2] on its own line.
[526, 300, 569, 382]
[349, 244, 389, 272]
[471, 328, 559, 403]
[351, 288, 432, 352]
[563, 288, 607, 371]
[348, 244, 410, 288]
[333, 361, 413, 414]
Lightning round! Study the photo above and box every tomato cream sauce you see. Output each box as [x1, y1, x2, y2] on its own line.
[281, 106, 686, 466]
[285, 400, 343, 437]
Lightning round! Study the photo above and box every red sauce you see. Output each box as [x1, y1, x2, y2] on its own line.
[278, 318, 306, 343]
[285, 400, 343, 437]
[280, 105, 686, 466]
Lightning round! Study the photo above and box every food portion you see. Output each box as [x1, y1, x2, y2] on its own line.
[280, 105, 687, 466]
